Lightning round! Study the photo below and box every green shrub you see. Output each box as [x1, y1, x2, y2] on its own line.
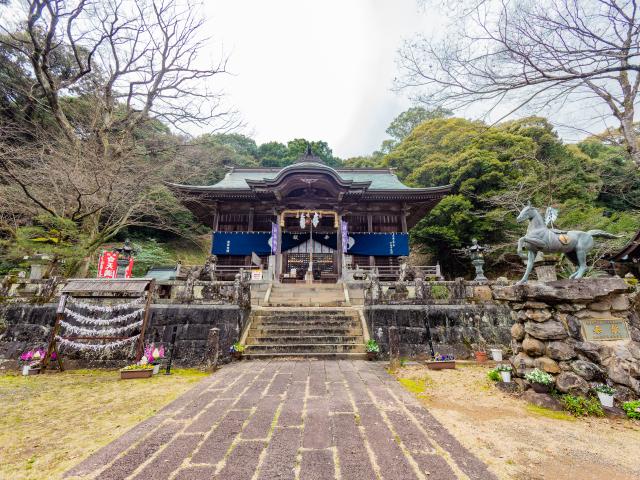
[431, 285, 450, 299]
[366, 339, 380, 353]
[487, 369, 501, 382]
[622, 400, 640, 419]
[561, 395, 604, 417]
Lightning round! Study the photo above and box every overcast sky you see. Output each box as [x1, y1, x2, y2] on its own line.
[203, 0, 440, 159]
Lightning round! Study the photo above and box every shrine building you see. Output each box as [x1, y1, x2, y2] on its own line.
[168, 148, 451, 282]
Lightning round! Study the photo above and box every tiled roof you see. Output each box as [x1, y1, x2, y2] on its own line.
[194, 167, 413, 191]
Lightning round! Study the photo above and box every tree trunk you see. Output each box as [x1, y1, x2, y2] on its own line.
[619, 112, 640, 167]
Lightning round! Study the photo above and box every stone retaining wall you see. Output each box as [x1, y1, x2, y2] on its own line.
[493, 278, 640, 402]
[365, 304, 512, 358]
[0, 303, 244, 368]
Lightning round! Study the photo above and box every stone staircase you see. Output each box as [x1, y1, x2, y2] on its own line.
[243, 283, 367, 359]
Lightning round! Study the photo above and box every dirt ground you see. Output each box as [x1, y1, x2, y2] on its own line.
[394, 363, 640, 480]
[0, 368, 206, 480]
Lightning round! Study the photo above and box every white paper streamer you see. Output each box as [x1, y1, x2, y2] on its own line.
[67, 296, 144, 313]
[59, 319, 143, 337]
[64, 308, 144, 326]
[56, 334, 139, 351]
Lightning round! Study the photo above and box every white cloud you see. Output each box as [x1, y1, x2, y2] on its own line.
[201, 0, 441, 158]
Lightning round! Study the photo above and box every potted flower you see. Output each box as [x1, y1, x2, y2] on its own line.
[496, 364, 512, 382]
[120, 357, 154, 379]
[594, 384, 615, 408]
[489, 348, 503, 361]
[230, 342, 245, 359]
[144, 344, 165, 374]
[525, 368, 554, 393]
[365, 339, 380, 360]
[19, 348, 47, 376]
[426, 353, 456, 370]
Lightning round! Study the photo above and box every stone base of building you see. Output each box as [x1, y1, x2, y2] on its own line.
[493, 278, 640, 402]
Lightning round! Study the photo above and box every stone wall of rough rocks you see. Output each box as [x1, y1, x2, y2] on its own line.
[0, 303, 244, 368]
[493, 278, 640, 403]
[365, 303, 512, 358]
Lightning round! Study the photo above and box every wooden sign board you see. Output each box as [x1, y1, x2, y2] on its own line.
[580, 318, 630, 342]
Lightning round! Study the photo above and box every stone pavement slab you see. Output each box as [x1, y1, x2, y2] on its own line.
[65, 360, 497, 480]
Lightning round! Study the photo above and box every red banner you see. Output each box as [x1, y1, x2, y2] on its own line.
[97, 251, 119, 278]
[125, 258, 134, 278]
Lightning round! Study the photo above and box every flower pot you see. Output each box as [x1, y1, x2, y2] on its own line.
[232, 351, 242, 360]
[426, 360, 456, 370]
[474, 351, 488, 363]
[597, 391, 614, 408]
[490, 349, 503, 361]
[153, 364, 160, 375]
[366, 352, 377, 361]
[22, 365, 40, 376]
[120, 369, 153, 380]
[531, 382, 550, 394]
[500, 371, 511, 383]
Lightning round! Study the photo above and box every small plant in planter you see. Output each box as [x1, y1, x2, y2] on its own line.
[473, 344, 487, 363]
[19, 348, 51, 376]
[489, 348, 503, 361]
[594, 384, 616, 408]
[495, 364, 512, 382]
[365, 340, 379, 360]
[230, 342, 245, 359]
[525, 368, 554, 393]
[120, 358, 154, 379]
[426, 353, 456, 370]
[144, 344, 165, 374]
[487, 369, 501, 382]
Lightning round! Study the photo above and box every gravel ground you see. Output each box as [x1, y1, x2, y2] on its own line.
[393, 363, 640, 480]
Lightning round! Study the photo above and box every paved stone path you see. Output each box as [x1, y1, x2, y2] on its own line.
[65, 361, 496, 480]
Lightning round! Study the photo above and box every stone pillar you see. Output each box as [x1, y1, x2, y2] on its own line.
[388, 326, 400, 370]
[493, 278, 640, 401]
[204, 327, 220, 371]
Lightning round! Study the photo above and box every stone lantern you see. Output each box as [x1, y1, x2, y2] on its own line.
[464, 239, 488, 282]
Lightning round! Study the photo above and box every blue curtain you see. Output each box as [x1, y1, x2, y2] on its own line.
[212, 232, 271, 255]
[347, 233, 409, 256]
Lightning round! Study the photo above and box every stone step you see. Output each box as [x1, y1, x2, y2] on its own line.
[243, 352, 368, 360]
[249, 326, 359, 336]
[244, 343, 366, 354]
[267, 301, 348, 307]
[252, 319, 360, 328]
[246, 335, 363, 345]
[251, 314, 357, 322]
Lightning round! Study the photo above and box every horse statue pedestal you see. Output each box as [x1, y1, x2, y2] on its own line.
[533, 253, 559, 282]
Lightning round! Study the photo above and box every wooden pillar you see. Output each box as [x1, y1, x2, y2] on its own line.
[367, 212, 374, 267]
[248, 206, 254, 232]
[275, 211, 283, 282]
[336, 211, 343, 279]
[401, 203, 408, 233]
[212, 202, 219, 231]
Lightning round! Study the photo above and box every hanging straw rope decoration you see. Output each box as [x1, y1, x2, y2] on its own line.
[64, 308, 144, 326]
[67, 296, 144, 313]
[55, 335, 140, 352]
[59, 319, 143, 337]
[57, 295, 147, 352]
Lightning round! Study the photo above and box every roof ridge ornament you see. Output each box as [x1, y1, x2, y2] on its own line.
[294, 142, 325, 164]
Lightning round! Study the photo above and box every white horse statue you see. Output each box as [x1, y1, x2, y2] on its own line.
[516, 203, 619, 284]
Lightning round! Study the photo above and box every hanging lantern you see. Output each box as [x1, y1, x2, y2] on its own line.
[312, 212, 320, 228]
[299, 213, 306, 229]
